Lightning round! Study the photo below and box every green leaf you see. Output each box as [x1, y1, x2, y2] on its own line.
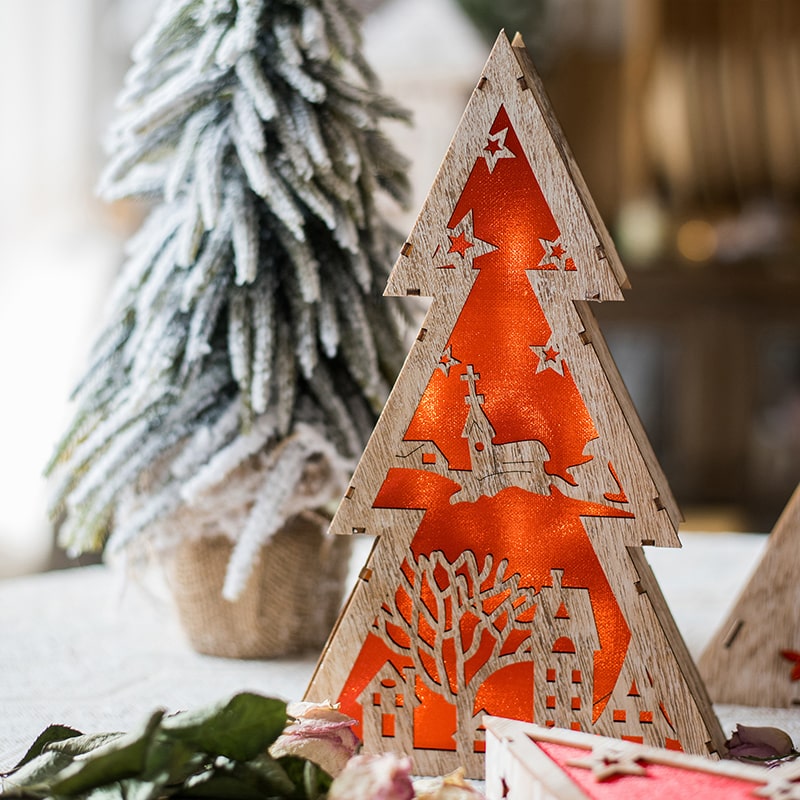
[128, 734, 209, 800]
[277, 756, 332, 800]
[1, 751, 77, 798]
[1, 695, 302, 800]
[160, 693, 287, 762]
[47, 711, 165, 796]
[3, 725, 83, 775]
[176, 755, 295, 800]
[302, 758, 331, 800]
[82, 782, 127, 800]
[48, 733, 126, 758]
[177, 771, 266, 800]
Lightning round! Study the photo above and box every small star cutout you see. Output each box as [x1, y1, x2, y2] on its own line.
[567, 743, 647, 782]
[482, 127, 515, 173]
[430, 211, 497, 271]
[536, 238, 578, 271]
[438, 345, 461, 377]
[782, 650, 800, 681]
[448, 231, 474, 258]
[484, 137, 502, 155]
[531, 342, 565, 376]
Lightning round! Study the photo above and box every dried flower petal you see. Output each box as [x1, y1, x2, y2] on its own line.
[726, 724, 797, 762]
[414, 767, 487, 799]
[269, 700, 359, 777]
[328, 753, 415, 800]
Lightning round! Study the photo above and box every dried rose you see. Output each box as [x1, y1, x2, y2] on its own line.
[328, 753, 415, 800]
[414, 768, 487, 799]
[269, 700, 359, 778]
[726, 724, 797, 762]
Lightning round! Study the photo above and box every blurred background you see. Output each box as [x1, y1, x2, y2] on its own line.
[1, 0, 799, 577]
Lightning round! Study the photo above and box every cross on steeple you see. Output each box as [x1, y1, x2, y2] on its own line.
[461, 364, 485, 408]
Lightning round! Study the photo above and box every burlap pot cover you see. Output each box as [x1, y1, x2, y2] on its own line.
[166, 515, 352, 659]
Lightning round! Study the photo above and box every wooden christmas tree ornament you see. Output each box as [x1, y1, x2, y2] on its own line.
[305, 31, 724, 777]
[699, 483, 800, 707]
[484, 716, 785, 800]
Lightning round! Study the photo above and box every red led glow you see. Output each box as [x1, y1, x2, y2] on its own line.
[335, 105, 646, 753]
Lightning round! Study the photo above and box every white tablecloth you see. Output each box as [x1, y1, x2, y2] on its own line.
[1, 532, 795, 773]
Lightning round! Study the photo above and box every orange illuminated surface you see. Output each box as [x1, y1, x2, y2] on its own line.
[335, 106, 655, 753]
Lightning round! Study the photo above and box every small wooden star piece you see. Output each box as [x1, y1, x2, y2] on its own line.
[753, 759, 800, 799]
[566, 743, 648, 782]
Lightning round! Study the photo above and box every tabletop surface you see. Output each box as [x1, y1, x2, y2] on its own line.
[1, 531, 796, 773]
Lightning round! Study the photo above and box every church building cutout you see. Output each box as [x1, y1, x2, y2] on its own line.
[304, 31, 724, 778]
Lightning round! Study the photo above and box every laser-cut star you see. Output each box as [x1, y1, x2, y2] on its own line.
[482, 127, 515, 173]
[566, 743, 647, 782]
[448, 231, 474, 258]
[531, 342, 565, 376]
[430, 210, 497, 271]
[438, 345, 461, 377]
[536, 238, 575, 271]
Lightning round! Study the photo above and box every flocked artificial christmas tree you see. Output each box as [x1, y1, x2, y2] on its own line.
[47, 0, 410, 656]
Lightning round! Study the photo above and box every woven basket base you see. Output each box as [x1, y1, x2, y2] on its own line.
[166, 515, 352, 659]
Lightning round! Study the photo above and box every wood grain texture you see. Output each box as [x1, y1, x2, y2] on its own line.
[699, 483, 800, 706]
[305, 31, 723, 778]
[484, 717, 777, 800]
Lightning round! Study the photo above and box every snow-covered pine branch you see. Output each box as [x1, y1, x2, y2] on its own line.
[48, 0, 411, 595]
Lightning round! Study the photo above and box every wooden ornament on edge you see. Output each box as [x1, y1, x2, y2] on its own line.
[304, 31, 724, 777]
[699, 482, 800, 707]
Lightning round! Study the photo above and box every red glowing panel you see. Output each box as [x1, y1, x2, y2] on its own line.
[403, 106, 598, 484]
[330, 96, 673, 761]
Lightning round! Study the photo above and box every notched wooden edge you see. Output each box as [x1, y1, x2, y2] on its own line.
[722, 619, 743, 648]
[508, 30, 631, 292]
